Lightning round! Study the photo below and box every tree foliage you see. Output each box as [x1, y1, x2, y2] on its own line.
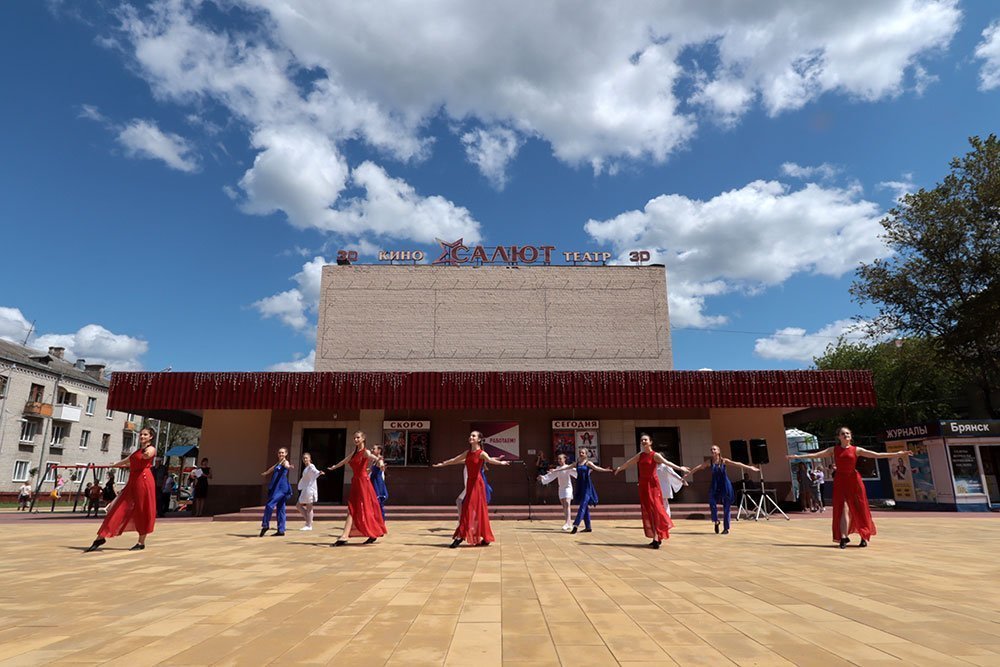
[852, 135, 1000, 417]
[804, 336, 965, 437]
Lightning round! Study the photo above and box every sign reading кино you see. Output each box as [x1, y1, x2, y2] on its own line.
[337, 238, 652, 266]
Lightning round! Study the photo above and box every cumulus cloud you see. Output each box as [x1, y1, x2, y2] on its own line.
[0, 306, 148, 371]
[461, 127, 523, 189]
[110, 1, 961, 208]
[781, 162, 839, 181]
[267, 350, 315, 371]
[585, 178, 888, 327]
[117, 119, 199, 172]
[252, 256, 326, 334]
[975, 20, 1000, 91]
[754, 318, 870, 362]
[878, 173, 916, 201]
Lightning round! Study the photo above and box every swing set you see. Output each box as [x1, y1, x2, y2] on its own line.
[27, 462, 120, 513]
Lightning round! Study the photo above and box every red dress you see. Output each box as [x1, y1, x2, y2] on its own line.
[454, 450, 495, 545]
[832, 445, 876, 542]
[98, 450, 155, 538]
[347, 449, 387, 538]
[638, 451, 673, 541]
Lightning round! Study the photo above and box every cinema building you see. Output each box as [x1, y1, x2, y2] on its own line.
[109, 253, 876, 514]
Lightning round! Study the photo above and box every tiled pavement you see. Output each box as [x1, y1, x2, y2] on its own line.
[1, 515, 998, 666]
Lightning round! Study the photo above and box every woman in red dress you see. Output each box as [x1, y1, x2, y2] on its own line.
[84, 427, 158, 553]
[327, 431, 387, 546]
[788, 426, 914, 548]
[614, 433, 689, 548]
[434, 431, 510, 548]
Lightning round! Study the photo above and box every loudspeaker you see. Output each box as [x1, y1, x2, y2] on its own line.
[750, 438, 769, 465]
[729, 439, 749, 464]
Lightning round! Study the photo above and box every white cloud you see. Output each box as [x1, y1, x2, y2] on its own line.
[754, 318, 869, 362]
[780, 162, 839, 181]
[461, 127, 523, 189]
[878, 173, 916, 201]
[117, 119, 199, 172]
[0, 307, 33, 344]
[78, 103, 108, 123]
[975, 20, 1000, 91]
[1, 307, 149, 371]
[585, 178, 888, 327]
[111, 1, 961, 206]
[252, 256, 326, 333]
[267, 350, 315, 371]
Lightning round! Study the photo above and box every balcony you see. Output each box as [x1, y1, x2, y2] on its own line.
[51, 404, 82, 423]
[124, 421, 137, 432]
[24, 402, 53, 417]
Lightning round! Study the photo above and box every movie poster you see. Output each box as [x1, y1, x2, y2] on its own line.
[381, 430, 407, 466]
[407, 431, 430, 466]
[552, 431, 576, 462]
[907, 441, 936, 502]
[575, 429, 600, 465]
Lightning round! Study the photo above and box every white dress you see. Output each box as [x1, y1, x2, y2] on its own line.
[655, 464, 685, 516]
[297, 463, 321, 504]
[539, 468, 577, 500]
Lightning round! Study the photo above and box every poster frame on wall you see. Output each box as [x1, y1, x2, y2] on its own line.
[948, 444, 986, 496]
[471, 421, 520, 460]
[551, 420, 600, 465]
[886, 441, 916, 501]
[381, 420, 431, 466]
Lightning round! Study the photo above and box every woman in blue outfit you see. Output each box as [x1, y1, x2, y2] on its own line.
[684, 445, 758, 534]
[546, 448, 613, 534]
[259, 447, 294, 537]
[369, 445, 389, 520]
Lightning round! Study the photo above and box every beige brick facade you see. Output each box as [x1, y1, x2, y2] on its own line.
[315, 264, 673, 371]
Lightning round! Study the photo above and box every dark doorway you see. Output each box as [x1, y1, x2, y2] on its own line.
[634, 427, 681, 464]
[302, 429, 347, 503]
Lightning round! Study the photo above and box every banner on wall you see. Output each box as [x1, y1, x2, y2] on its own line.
[907, 441, 937, 502]
[472, 421, 520, 460]
[886, 442, 916, 501]
[551, 420, 601, 464]
[949, 445, 984, 495]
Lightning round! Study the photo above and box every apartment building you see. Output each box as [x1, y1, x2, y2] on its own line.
[0, 339, 139, 498]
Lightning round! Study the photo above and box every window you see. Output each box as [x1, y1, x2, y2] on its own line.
[122, 432, 135, 453]
[29, 383, 45, 403]
[101, 434, 110, 452]
[86, 397, 96, 415]
[57, 388, 79, 406]
[126, 413, 136, 423]
[43, 462, 58, 482]
[19, 420, 38, 443]
[0, 375, 8, 398]
[12, 460, 30, 482]
[115, 468, 129, 484]
[50, 424, 66, 447]
[106, 409, 114, 420]
[79, 430, 90, 449]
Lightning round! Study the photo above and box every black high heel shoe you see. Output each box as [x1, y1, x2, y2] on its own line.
[714, 521, 720, 534]
[129, 543, 145, 551]
[84, 538, 106, 553]
[650, 540, 661, 549]
[363, 537, 377, 544]
[332, 539, 348, 547]
[859, 539, 868, 548]
[839, 537, 849, 549]
[259, 527, 268, 537]
[449, 538, 462, 549]
[571, 526, 578, 534]
[478, 539, 490, 547]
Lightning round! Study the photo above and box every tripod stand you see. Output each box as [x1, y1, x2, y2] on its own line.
[514, 460, 533, 521]
[752, 469, 789, 521]
[735, 481, 761, 521]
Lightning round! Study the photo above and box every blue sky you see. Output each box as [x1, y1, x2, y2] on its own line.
[1, 1, 998, 373]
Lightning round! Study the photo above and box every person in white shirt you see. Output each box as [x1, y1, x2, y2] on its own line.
[17, 483, 32, 511]
[538, 453, 577, 531]
[295, 452, 324, 530]
[655, 463, 686, 517]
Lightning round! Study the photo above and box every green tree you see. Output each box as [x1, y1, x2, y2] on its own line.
[852, 135, 1000, 417]
[804, 336, 964, 437]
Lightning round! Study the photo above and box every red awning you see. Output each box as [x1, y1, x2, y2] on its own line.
[108, 370, 876, 412]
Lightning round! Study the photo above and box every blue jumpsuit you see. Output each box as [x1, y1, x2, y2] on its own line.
[262, 463, 292, 532]
[369, 464, 389, 520]
[572, 464, 599, 530]
[710, 462, 735, 531]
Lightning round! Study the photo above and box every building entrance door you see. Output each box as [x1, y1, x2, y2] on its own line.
[981, 445, 1000, 507]
[634, 427, 681, 463]
[302, 429, 346, 503]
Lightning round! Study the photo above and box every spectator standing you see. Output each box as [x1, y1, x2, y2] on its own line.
[17, 482, 32, 511]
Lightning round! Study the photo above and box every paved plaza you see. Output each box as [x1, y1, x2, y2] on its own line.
[1, 514, 999, 666]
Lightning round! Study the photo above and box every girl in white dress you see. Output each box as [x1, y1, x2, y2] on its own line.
[295, 452, 323, 531]
[538, 453, 577, 531]
[656, 463, 686, 517]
